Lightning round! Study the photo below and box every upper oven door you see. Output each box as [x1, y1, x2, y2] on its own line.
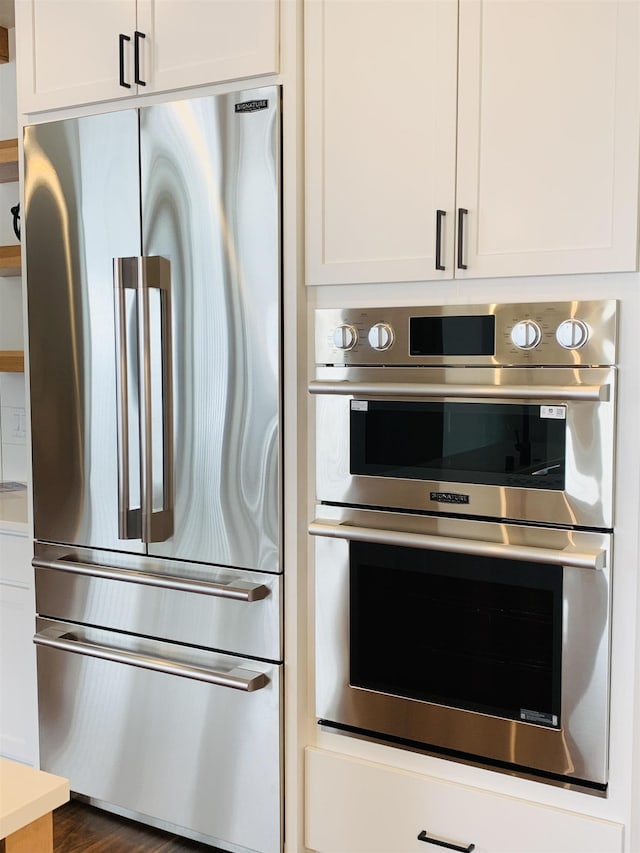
[311, 365, 616, 528]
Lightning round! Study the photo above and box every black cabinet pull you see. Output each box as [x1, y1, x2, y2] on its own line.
[418, 829, 475, 853]
[435, 209, 446, 270]
[134, 31, 146, 86]
[119, 33, 131, 88]
[457, 207, 468, 270]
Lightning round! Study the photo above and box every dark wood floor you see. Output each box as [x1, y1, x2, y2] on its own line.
[53, 799, 222, 852]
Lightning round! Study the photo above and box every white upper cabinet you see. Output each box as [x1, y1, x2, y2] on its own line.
[455, 0, 640, 279]
[136, 0, 279, 96]
[16, 0, 139, 111]
[305, 0, 458, 285]
[305, 0, 640, 285]
[15, 0, 279, 114]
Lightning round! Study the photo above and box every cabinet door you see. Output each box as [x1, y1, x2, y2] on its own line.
[0, 532, 38, 766]
[306, 748, 624, 853]
[305, 0, 458, 285]
[455, 0, 640, 279]
[136, 0, 279, 95]
[16, 0, 138, 113]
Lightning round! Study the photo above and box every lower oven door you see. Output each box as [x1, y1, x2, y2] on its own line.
[310, 506, 612, 789]
[34, 618, 282, 853]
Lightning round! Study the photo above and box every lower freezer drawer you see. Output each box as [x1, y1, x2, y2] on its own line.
[35, 618, 282, 853]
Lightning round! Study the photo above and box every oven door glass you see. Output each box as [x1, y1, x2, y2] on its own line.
[350, 401, 567, 489]
[350, 541, 563, 727]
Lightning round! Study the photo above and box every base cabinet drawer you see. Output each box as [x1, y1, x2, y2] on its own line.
[305, 748, 624, 853]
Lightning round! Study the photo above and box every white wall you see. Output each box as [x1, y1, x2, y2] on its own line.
[0, 26, 27, 484]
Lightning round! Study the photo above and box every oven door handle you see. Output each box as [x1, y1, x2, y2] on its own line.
[33, 628, 269, 692]
[309, 519, 606, 570]
[308, 380, 610, 402]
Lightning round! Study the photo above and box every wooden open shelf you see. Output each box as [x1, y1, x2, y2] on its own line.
[0, 138, 18, 182]
[0, 351, 24, 372]
[0, 245, 21, 276]
[0, 26, 8, 64]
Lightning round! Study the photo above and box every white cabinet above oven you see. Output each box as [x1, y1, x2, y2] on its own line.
[305, 0, 640, 285]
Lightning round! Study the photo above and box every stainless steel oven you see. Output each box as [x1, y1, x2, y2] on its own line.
[310, 505, 612, 790]
[311, 301, 617, 528]
[310, 300, 617, 791]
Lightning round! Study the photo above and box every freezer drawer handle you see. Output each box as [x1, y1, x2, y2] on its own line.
[308, 379, 610, 403]
[33, 630, 269, 692]
[309, 519, 606, 570]
[418, 830, 475, 853]
[33, 556, 270, 602]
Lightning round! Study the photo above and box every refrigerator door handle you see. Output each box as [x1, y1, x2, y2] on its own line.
[137, 256, 174, 543]
[113, 257, 142, 540]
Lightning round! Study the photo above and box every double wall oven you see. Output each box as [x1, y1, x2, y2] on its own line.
[310, 300, 617, 791]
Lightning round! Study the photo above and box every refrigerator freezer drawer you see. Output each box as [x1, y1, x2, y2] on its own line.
[35, 618, 282, 853]
[34, 543, 282, 661]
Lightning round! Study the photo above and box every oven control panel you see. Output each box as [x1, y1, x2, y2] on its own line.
[316, 300, 617, 367]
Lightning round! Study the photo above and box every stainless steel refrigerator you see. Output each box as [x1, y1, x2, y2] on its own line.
[24, 86, 282, 853]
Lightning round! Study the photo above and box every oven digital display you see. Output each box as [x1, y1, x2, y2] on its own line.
[410, 315, 495, 356]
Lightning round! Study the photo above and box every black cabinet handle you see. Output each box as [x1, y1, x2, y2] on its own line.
[119, 33, 131, 88]
[457, 207, 468, 270]
[134, 31, 146, 85]
[418, 830, 475, 853]
[435, 209, 446, 270]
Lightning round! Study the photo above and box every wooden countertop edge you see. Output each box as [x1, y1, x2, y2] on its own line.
[0, 759, 70, 839]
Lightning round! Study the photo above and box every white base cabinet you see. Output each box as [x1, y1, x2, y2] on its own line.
[0, 530, 38, 766]
[305, 748, 624, 853]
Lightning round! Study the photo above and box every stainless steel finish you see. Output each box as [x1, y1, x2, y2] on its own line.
[136, 255, 174, 543]
[25, 88, 281, 570]
[33, 555, 270, 601]
[113, 257, 141, 540]
[313, 505, 612, 786]
[25, 88, 283, 852]
[309, 518, 605, 570]
[114, 256, 174, 543]
[36, 617, 282, 853]
[315, 300, 617, 366]
[141, 88, 281, 570]
[314, 365, 616, 528]
[34, 542, 282, 661]
[309, 378, 610, 402]
[34, 627, 268, 691]
[24, 110, 144, 553]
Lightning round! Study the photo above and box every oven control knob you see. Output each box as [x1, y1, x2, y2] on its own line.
[511, 320, 542, 350]
[332, 324, 358, 351]
[556, 318, 589, 350]
[368, 323, 395, 351]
